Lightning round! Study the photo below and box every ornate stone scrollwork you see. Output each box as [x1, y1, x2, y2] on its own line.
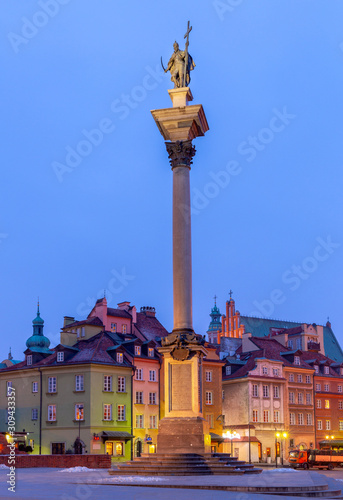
[165, 140, 196, 169]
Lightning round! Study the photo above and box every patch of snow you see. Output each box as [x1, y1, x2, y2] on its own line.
[58, 466, 98, 473]
[263, 468, 298, 473]
[0, 464, 10, 469]
[108, 476, 164, 482]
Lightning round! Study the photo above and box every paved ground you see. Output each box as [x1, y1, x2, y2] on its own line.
[1, 467, 343, 499]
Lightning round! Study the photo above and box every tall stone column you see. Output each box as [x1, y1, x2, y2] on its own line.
[166, 140, 196, 334]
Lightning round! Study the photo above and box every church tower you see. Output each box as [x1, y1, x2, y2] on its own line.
[207, 297, 222, 344]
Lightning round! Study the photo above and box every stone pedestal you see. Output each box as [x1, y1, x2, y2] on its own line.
[157, 417, 211, 454]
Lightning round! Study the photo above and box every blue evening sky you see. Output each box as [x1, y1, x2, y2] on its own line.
[1, 0, 342, 360]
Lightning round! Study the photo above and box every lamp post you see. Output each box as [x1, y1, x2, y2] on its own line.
[281, 432, 288, 466]
[223, 430, 240, 457]
[275, 431, 280, 468]
[78, 404, 84, 441]
[326, 434, 334, 463]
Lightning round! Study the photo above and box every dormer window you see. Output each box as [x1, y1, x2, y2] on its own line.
[57, 352, 64, 362]
[148, 348, 154, 357]
[226, 366, 231, 375]
[324, 366, 329, 375]
[135, 346, 141, 356]
[27, 355, 32, 366]
[294, 356, 300, 366]
[315, 365, 319, 374]
[117, 352, 123, 363]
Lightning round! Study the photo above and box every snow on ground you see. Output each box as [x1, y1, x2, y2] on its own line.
[108, 476, 164, 482]
[58, 466, 99, 473]
[262, 468, 298, 473]
[0, 464, 9, 469]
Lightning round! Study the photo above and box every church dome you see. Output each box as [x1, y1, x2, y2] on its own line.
[26, 303, 51, 349]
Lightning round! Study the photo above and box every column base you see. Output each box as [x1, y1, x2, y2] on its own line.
[157, 417, 211, 454]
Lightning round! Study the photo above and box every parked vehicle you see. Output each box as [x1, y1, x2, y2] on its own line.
[288, 449, 343, 470]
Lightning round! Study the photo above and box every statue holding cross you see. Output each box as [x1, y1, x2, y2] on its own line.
[162, 21, 195, 89]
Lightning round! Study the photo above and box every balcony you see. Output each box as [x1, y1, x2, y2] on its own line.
[307, 341, 320, 352]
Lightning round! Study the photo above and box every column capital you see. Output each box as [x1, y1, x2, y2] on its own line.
[165, 140, 196, 169]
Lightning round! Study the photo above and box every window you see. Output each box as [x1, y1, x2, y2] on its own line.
[32, 382, 38, 393]
[273, 368, 279, 377]
[205, 391, 213, 405]
[149, 370, 157, 382]
[298, 413, 304, 425]
[296, 338, 301, 350]
[324, 366, 329, 375]
[75, 375, 84, 392]
[149, 392, 157, 405]
[81, 327, 85, 337]
[262, 385, 269, 398]
[205, 371, 212, 382]
[48, 377, 56, 393]
[273, 386, 280, 399]
[294, 356, 300, 366]
[341, 368, 343, 376]
[252, 410, 258, 422]
[115, 442, 123, 456]
[57, 352, 64, 362]
[339, 401, 343, 410]
[136, 368, 143, 380]
[316, 383, 321, 391]
[118, 376, 126, 392]
[289, 391, 295, 404]
[136, 414, 144, 428]
[32, 408, 38, 420]
[289, 373, 294, 382]
[338, 385, 342, 393]
[297, 374, 302, 383]
[340, 421, 343, 431]
[135, 345, 141, 356]
[314, 365, 319, 374]
[111, 323, 117, 333]
[122, 324, 127, 334]
[317, 420, 322, 430]
[226, 366, 231, 375]
[76, 328, 80, 338]
[306, 375, 311, 384]
[288, 340, 293, 349]
[222, 390, 225, 400]
[306, 393, 311, 405]
[6, 381, 12, 396]
[316, 399, 322, 409]
[252, 384, 258, 397]
[206, 414, 214, 428]
[326, 420, 331, 430]
[116, 352, 123, 363]
[148, 348, 154, 357]
[263, 410, 269, 423]
[150, 415, 157, 429]
[262, 366, 268, 375]
[298, 393, 303, 404]
[306, 413, 312, 426]
[324, 384, 329, 392]
[48, 405, 56, 421]
[290, 413, 295, 425]
[135, 391, 143, 404]
[104, 376, 112, 392]
[273, 411, 279, 423]
[27, 355, 32, 365]
[103, 404, 112, 421]
[325, 400, 330, 409]
[117, 405, 125, 421]
[75, 404, 84, 421]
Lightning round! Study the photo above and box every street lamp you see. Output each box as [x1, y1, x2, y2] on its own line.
[281, 432, 288, 466]
[77, 404, 84, 440]
[223, 430, 240, 457]
[275, 431, 280, 468]
[325, 435, 334, 462]
[275, 431, 288, 467]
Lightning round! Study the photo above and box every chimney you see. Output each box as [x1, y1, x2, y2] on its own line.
[63, 316, 75, 327]
[140, 306, 156, 317]
[117, 301, 131, 311]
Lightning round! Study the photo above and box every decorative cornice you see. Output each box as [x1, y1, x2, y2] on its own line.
[165, 140, 196, 169]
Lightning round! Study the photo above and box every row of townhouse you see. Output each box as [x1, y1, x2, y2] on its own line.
[0, 298, 224, 460]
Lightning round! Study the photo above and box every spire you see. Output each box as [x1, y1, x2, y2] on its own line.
[8, 347, 13, 360]
[26, 302, 51, 351]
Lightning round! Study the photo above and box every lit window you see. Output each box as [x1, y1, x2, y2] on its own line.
[75, 375, 84, 392]
[252, 384, 258, 397]
[263, 410, 269, 423]
[48, 405, 56, 421]
[205, 371, 212, 382]
[32, 382, 38, 393]
[297, 374, 302, 383]
[57, 352, 64, 362]
[273, 411, 279, 423]
[289, 373, 294, 382]
[325, 400, 330, 409]
[148, 348, 154, 357]
[48, 377, 56, 393]
[149, 392, 157, 405]
[262, 385, 269, 398]
[136, 414, 144, 428]
[226, 366, 231, 375]
[252, 410, 258, 422]
[136, 368, 143, 380]
[117, 376, 126, 392]
[32, 408, 38, 420]
[338, 385, 342, 393]
[298, 413, 304, 425]
[298, 393, 303, 404]
[289, 392, 295, 403]
[150, 415, 157, 429]
[306, 393, 311, 404]
[103, 376, 112, 392]
[273, 386, 280, 399]
[262, 366, 268, 375]
[324, 366, 329, 375]
[306, 375, 311, 384]
[324, 384, 329, 392]
[115, 442, 123, 456]
[135, 345, 141, 356]
[316, 399, 322, 408]
[111, 323, 117, 333]
[122, 324, 127, 334]
[294, 356, 300, 366]
[117, 352, 123, 364]
[27, 355, 32, 365]
[339, 421, 343, 431]
[316, 383, 321, 391]
[117, 405, 125, 421]
[306, 414, 312, 426]
[103, 404, 112, 421]
[149, 370, 157, 382]
[205, 391, 213, 405]
[135, 391, 143, 404]
[75, 404, 84, 421]
[317, 419, 322, 430]
[325, 420, 331, 430]
[290, 413, 295, 425]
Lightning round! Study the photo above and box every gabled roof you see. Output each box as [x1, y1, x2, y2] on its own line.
[107, 308, 131, 319]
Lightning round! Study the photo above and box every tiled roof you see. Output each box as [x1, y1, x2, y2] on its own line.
[62, 317, 103, 329]
[134, 312, 169, 342]
[107, 308, 131, 319]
